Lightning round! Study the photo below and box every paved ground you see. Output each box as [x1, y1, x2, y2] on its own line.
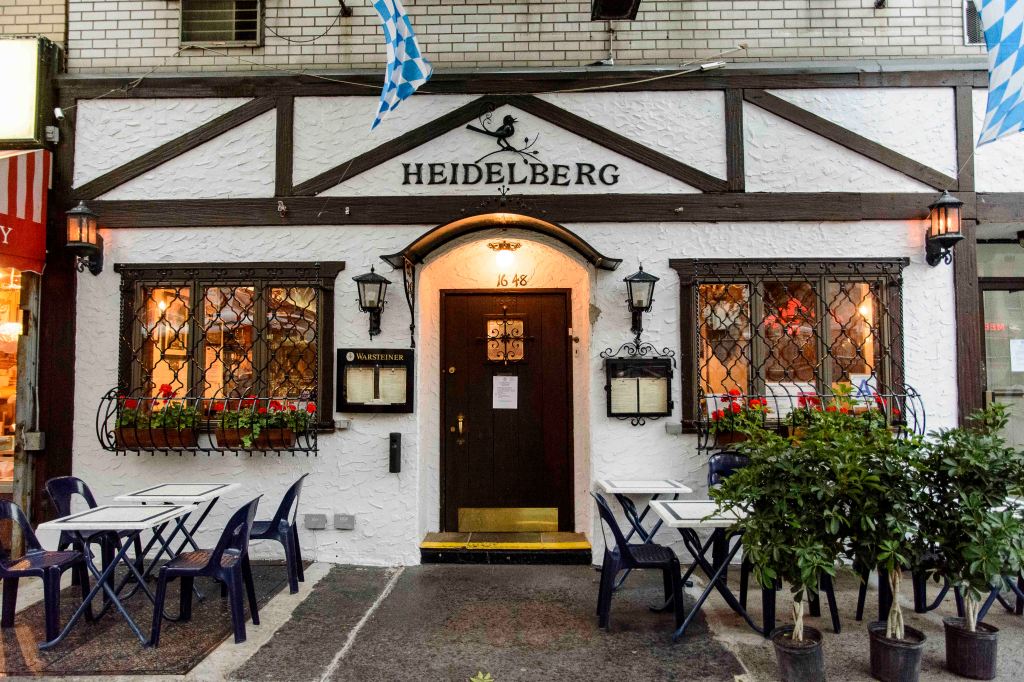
[6, 562, 1024, 681]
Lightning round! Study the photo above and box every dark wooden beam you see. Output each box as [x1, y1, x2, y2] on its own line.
[275, 95, 294, 197]
[74, 96, 278, 200]
[506, 95, 728, 193]
[744, 89, 958, 191]
[725, 89, 745, 192]
[55, 67, 989, 100]
[977, 192, 1024, 223]
[293, 96, 502, 196]
[955, 86, 975, 194]
[89, 192, 953, 228]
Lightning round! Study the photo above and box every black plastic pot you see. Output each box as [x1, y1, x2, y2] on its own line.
[868, 621, 926, 682]
[944, 617, 998, 680]
[772, 625, 826, 682]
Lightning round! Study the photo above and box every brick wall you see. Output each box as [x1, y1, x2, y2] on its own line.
[1, 0, 65, 45]
[65, 0, 984, 73]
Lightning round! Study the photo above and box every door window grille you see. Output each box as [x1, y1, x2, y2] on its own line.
[672, 259, 908, 427]
[116, 262, 342, 423]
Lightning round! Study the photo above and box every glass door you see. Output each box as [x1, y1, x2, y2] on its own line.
[981, 283, 1024, 449]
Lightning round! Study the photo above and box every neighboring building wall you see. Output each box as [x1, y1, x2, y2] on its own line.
[0, 0, 65, 45]
[65, 0, 984, 73]
[53, 87, 1011, 565]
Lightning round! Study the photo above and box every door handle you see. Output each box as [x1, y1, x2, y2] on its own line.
[457, 414, 464, 434]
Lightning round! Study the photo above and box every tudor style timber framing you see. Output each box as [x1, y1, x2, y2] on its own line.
[54, 65, 1024, 424]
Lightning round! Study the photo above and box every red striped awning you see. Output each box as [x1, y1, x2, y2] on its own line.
[0, 149, 50, 274]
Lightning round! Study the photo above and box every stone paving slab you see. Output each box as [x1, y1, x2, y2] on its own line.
[329, 565, 745, 681]
[229, 565, 394, 682]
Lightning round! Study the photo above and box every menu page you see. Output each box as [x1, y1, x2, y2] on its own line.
[345, 366, 376, 404]
[609, 377, 639, 414]
[637, 377, 668, 413]
[378, 367, 407, 404]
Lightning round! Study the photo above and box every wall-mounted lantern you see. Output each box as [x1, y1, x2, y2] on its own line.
[925, 190, 964, 267]
[65, 200, 103, 275]
[624, 265, 658, 342]
[488, 240, 521, 269]
[354, 266, 391, 338]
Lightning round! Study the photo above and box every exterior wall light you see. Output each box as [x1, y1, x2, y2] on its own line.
[488, 240, 520, 269]
[925, 190, 964, 267]
[624, 265, 658, 342]
[65, 200, 104, 275]
[354, 266, 391, 338]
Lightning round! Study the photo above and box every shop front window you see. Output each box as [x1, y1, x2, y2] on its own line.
[679, 259, 906, 425]
[117, 262, 342, 420]
[0, 268, 21, 492]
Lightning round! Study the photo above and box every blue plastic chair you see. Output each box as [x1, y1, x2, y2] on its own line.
[45, 476, 143, 588]
[0, 500, 92, 641]
[149, 497, 261, 647]
[250, 474, 307, 594]
[707, 452, 751, 487]
[592, 492, 684, 630]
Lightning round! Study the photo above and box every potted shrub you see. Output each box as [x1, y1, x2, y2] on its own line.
[115, 384, 200, 449]
[917, 404, 1024, 680]
[711, 412, 845, 682]
[839, 404, 928, 682]
[708, 389, 770, 445]
[215, 398, 316, 449]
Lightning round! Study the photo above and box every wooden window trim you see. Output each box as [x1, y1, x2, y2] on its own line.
[669, 257, 908, 430]
[114, 261, 343, 430]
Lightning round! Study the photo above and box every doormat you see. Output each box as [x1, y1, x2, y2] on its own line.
[0, 560, 290, 676]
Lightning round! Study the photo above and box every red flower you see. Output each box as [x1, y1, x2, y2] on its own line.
[257, 407, 268, 415]
[242, 394, 257, 408]
[288, 404, 297, 411]
[730, 401, 742, 414]
[269, 400, 284, 411]
[826, 405, 837, 413]
[124, 398, 139, 410]
[711, 409, 725, 421]
[893, 408, 901, 417]
[158, 383, 175, 398]
[839, 406, 850, 414]
[213, 401, 225, 412]
[728, 388, 741, 397]
[306, 403, 317, 414]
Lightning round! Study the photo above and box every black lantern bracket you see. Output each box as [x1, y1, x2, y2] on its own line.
[925, 190, 965, 267]
[353, 266, 391, 339]
[65, 200, 104, 276]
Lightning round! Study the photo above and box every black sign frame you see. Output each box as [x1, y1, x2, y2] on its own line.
[336, 348, 415, 414]
[604, 357, 674, 422]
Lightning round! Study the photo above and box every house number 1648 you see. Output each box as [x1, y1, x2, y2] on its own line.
[496, 273, 529, 287]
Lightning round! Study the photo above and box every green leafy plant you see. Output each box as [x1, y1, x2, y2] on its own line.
[917, 404, 1024, 632]
[708, 389, 771, 435]
[215, 397, 316, 447]
[116, 384, 200, 430]
[710, 413, 846, 642]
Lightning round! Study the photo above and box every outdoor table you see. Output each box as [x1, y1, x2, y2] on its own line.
[114, 483, 239, 585]
[36, 504, 192, 649]
[649, 499, 765, 640]
[595, 479, 693, 588]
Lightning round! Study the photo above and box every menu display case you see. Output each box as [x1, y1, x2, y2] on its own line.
[336, 348, 415, 413]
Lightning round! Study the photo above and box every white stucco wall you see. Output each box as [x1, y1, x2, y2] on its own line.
[59, 87, 989, 565]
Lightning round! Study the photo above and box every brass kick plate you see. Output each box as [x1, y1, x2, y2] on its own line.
[457, 507, 558, 532]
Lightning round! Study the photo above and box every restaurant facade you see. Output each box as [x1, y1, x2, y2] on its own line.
[46, 64, 1024, 565]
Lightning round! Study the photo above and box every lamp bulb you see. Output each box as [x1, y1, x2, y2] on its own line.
[496, 249, 514, 269]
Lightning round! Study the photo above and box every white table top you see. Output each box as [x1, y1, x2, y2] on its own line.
[595, 479, 694, 495]
[649, 500, 744, 529]
[38, 504, 192, 532]
[114, 482, 239, 505]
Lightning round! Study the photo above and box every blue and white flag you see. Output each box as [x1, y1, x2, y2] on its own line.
[978, 0, 1024, 145]
[371, 0, 432, 129]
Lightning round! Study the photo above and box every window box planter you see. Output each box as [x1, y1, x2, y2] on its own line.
[115, 427, 198, 450]
[214, 427, 296, 449]
[214, 427, 252, 449]
[715, 430, 748, 446]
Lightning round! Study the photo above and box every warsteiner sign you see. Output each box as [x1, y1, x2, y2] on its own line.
[402, 111, 620, 187]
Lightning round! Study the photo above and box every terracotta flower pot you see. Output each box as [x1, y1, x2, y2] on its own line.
[255, 428, 296, 449]
[869, 621, 926, 682]
[772, 626, 825, 682]
[115, 427, 197, 449]
[214, 427, 252, 449]
[715, 430, 748, 446]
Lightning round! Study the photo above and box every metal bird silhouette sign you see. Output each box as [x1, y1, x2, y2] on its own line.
[400, 106, 622, 188]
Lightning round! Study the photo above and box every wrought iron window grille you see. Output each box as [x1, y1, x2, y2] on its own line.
[99, 262, 343, 455]
[669, 258, 923, 446]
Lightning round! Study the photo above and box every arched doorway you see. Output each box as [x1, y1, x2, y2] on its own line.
[395, 214, 616, 537]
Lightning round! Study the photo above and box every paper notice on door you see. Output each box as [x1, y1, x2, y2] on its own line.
[492, 375, 518, 409]
[1011, 339, 1024, 372]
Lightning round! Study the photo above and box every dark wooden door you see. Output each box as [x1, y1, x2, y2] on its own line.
[441, 290, 574, 532]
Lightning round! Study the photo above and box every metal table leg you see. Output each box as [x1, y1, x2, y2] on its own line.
[39, 530, 149, 650]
